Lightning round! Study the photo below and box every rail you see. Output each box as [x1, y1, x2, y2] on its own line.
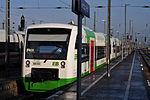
[139, 50, 150, 70]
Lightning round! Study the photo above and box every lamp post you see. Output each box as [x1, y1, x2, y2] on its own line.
[142, 6, 150, 8]
[106, 0, 111, 77]
[141, 6, 150, 49]
[102, 20, 106, 35]
[5, 0, 10, 75]
[94, 11, 96, 31]
[124, 4, 130, 57]
[95, 1, 111, 77]
[124, 4, 127, 57]
[2, 21, 5, 29]
[84, 16, 86, 26]
[145, 24, 148, 48]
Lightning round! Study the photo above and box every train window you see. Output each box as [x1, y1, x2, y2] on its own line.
[109, 45, 111, 54]
[25, 28, 71, 60]
[0, 42, 19, 53]
[0, 42, 5, 52]
[26, 41, 68, 60]
[28, 34, 68, 42]
[116, 46, 120, 53]
[113, 46, 116, 53]
[82, 43, 89, 62]
[96, 46, 106, 60]
[9, 43, 19, 52]
[75, 38, 78, 49]
[21, 42, 24, 51]
[27, 28, 71, 35]
[113, 46, 120, 53]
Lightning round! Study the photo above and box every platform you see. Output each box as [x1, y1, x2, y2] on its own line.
[51, 51, 149, 100]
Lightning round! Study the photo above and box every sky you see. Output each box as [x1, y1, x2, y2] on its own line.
[0, 0, 150, 40]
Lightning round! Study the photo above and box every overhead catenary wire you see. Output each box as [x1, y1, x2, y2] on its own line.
[56, 0, 103, 27]
[1, 0, 149, 31]
[95, 5, 150, 8]
[57, 0, 71, 7]
[8, 5, 150, 10]
[0, 0, 3, 8]
[13, 6, 70, 9]
[0, 8, 47, 24]
[0, 0, 71, 25]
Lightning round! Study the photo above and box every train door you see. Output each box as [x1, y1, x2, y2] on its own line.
[89, 38, 95, 73]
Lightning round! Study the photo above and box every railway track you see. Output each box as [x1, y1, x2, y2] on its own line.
[139, 50, 150, 70]
[139, 49, 150, 99]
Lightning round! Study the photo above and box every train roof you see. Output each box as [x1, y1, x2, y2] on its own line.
[0, 30, 5, 41]
[27, 23, 76, 29]
[27, 23, 97, 33]
[0, 29, 24, 42]
[95, 32, 106, 46]
[26, 23, 120, 45]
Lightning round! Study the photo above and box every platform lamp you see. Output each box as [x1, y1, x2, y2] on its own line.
[95, 0, 111, 77]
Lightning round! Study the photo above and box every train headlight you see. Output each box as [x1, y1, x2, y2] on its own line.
[61, 61, 66, 68]
[26, 60, 30, 67]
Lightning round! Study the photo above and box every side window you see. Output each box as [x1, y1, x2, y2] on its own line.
[9, 42, 19, 52]
[113, 42, 115, 53]
[75, 38, 78, 49]
[116, 46, 120, 53]
[96, 46, 106, 60]
[21, 41, 24, 52]
[0, 42, 5, 52]
[109, 44, 111, 54]
[113, 46, 116, 53]
[82, 44, 89, 62]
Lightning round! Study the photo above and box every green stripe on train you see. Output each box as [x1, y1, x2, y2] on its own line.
[22, 57, 119, 92]
[84, 29, 95, 43]
[95, 62, 106, 70]
[23, 77, 76, 92]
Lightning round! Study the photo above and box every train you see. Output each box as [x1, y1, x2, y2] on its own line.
[0, 29, 24, 69]
[22, 23, 121, 92]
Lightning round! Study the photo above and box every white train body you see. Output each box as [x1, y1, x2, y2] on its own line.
[0, 30, 24, 67]
[22, 23, 121, 92]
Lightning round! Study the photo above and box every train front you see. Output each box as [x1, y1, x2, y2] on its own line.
[22, 24, 76, 92]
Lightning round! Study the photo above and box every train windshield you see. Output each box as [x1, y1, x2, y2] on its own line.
[25, 28, 71, 60]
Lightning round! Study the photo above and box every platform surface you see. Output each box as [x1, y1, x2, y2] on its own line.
[53, 52, 149, 100]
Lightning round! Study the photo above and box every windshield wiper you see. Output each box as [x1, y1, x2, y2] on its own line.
[43, 59, 47, 63]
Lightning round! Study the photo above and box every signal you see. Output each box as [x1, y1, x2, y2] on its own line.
[144, 37, 146, 42]
[18, 15, 25, 31]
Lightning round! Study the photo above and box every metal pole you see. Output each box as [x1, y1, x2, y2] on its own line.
[124, 4, 128, 57]
[131, 21, 134, 51]
[124, 4, 126, 57]
[118, 24, 123, 60]
[106, 0, 111, 77]
[129, 20, 131, 54]
[104, 21, 106, 35]
[122, 32, 124, 60]
[84, 16, 86, 26]
[135, 32, 137, 49]
[94, 11, 96, 31]
[77, 14, 82, 100]
[2, 21, 5, 29]
[5, 0, 10, 75]
[102, 20, 106, 35]
[129, 20, 131, 36]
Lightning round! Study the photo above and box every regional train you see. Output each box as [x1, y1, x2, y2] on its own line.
[22, 23, 121, 92]
[0, 30, 24, 68]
